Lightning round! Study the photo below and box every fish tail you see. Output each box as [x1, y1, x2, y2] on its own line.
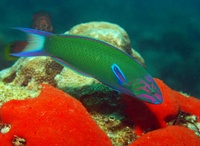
[11, 27, 52, 57]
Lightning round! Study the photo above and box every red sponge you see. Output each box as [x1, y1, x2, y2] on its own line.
[0, 84, 112, 146]
[129, 126, 200, 146]
[174, 91, 200, 120]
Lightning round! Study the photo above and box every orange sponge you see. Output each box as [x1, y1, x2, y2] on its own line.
[129, 126, 200, 146]
[174, 91, 200, 120]
[0, 84, 112, 146]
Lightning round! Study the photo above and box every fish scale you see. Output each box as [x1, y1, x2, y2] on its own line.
[47, 35, 131, 79]
[11, 27, 163, 104]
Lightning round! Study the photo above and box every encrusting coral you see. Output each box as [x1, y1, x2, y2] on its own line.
[0, 81, 40, 106]
[0, 57, 63, 90]
[80, 90, 137, 145]
[54, 67, 113, 98]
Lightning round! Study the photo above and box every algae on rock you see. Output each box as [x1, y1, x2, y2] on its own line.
[0, 81, 40, 107]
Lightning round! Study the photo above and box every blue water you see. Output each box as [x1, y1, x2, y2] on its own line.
[0, 0, 200, 98]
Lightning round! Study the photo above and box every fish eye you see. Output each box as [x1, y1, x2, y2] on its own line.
[150, 89, 156, 95]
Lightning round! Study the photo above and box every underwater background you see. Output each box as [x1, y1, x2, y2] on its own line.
[0, 0, 200, 98]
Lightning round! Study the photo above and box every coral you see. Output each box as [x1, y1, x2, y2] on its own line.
[173, 111, 200, 137]
[0, 57, 63, 90]
[129, 126, 200, 146]
[0, 57, 108, 98]
[91, 111, 137, 145]
[80, 90, 137, 145]
[0, 81, 40, 106]
[54, 67, 113, 98]
[66, 21, 145, 66]
[0, 84, 112, 146]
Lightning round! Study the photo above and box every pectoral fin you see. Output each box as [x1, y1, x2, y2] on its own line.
[111, 63, 127, 85]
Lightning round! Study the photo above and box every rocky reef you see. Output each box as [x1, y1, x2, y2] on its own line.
[0, 81, 40, 106]
[0, 80, 200, 146]
[0, 57, 63, 90]
[0, 22, 200, 146]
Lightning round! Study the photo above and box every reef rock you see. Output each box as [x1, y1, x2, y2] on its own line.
[0, 56, 113, 98]
[0, 81, 40, 106]
[54, 67, 114, 98]
[0, 57, 63, 90]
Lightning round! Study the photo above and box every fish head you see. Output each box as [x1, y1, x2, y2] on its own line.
[111, 63, 163, 104]
[129, 75, 163, 104]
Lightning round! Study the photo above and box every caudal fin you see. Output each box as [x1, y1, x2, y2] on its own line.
[11, 27, 52, 57]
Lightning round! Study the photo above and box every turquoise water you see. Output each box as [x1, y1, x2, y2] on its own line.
[0, 0, 199, 97]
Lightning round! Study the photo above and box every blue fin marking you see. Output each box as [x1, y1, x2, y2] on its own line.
[111, 64, 127, 85]
[13, 27, 52, 36]
[11, 50, 49, 57]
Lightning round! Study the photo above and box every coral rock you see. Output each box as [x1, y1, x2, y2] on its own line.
[55, 67, 113, 97]
[0, 84, 112, 146]
[0, 81, 40, 106]
[129, 126, 200, 146]
[0, 57, 63, 90]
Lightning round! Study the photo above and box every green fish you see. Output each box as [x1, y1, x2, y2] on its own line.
[11, 27, 163, 104]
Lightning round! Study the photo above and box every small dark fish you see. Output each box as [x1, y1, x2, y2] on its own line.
[31, 11, 53, 32]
